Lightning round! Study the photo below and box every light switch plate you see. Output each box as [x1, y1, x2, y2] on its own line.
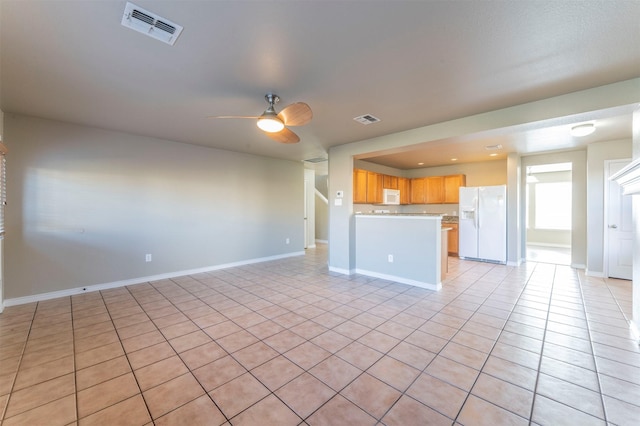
[334, 198, 343, 206]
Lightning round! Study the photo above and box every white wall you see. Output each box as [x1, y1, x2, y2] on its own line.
[586, 139, 632, 275]
[4, 114, 305, 300]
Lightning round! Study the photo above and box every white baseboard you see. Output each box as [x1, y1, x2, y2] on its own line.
[315, 239, 328, 244]
[526, 243, 571, 248]
[354, 268, 441, 291]
[571, 263, 586, 270]
[328, 266, 355, 275]
[2, 251, 305, 309]
[585, 269, 605, 278]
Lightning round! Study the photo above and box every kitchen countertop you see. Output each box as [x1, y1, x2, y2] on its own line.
[355, 212, 459, 223]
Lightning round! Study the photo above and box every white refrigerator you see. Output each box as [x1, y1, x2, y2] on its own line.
[459, 185, 507, 263]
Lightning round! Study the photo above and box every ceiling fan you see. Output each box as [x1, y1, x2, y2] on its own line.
[212, 93, 312, 143]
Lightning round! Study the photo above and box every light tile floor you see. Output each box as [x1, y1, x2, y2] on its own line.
[1, 244, 639, 425]
[526, 244, 571, 266]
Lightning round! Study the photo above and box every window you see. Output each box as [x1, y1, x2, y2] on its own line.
[534, 181, 572, 230]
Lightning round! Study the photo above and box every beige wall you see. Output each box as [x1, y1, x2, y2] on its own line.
[586, 139, 632, 275]
[4, 114, 304, 300]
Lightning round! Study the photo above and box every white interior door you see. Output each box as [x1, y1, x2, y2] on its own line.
[607, 160, 633, 280]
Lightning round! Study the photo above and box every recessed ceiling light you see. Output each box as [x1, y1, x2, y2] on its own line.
[570, 123, 595, 137]
[451, 158, 458, 161]
[489, 153, 498, 157]
[417, 162, 424, 165]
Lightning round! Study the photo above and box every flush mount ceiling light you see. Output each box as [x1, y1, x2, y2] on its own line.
[570, 123, 596, 137]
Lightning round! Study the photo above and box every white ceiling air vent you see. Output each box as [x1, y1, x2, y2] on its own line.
[121, 2, 183, 46]
[304, 157, 328, 163]
[485, 144, 503, 150]
[353, 114, 381, 125]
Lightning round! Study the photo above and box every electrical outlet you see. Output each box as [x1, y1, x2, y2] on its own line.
[388, 254, 394, 263]
[145, 254, 152, 262]
[285, 238, 290, 244]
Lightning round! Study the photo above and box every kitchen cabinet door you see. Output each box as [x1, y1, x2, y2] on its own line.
[425, 176, 444, 204]
[383, 175, 398, 189]
[447, 223, 459, 255]
[410, 178, 426, 204]
[353, 169, 368, 203]
[366, 171, 383, 203]
[444, 174, 466, 203]
[398, 177, 411, 204]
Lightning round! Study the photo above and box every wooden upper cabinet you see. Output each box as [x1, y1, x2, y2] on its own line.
[398, 178, 411, 205]
[383, 175, 398, 190]
[444, 174, 466, 203]
[356, 170, 465, 205]
[425, 176, 445, 204]
[366, 171, 383, 204]
[410, 177, 426, 204]
[353, 169, 368, 204]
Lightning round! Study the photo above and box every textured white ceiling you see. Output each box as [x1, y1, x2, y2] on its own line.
[1, 1, 639, 169]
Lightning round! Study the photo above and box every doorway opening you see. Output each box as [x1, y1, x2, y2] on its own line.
[525, 162, 572, 265]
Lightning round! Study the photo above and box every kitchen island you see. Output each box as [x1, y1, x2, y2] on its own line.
[355, 214, 444, 290]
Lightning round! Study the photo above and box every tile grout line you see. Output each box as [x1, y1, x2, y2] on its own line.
[523, 264, 556, 426]
[445, 262, 539, 424]
[0, 304, 37, 424]
[96, 288, 156, 424]
[368, 260, 532, 423]
[132, 279, 234, 424]
[576, 272, 610, 424]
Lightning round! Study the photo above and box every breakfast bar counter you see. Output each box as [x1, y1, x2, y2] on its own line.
[355, 214, 443, 290]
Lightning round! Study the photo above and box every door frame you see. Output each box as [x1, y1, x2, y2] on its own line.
[604, 158, 632, 279]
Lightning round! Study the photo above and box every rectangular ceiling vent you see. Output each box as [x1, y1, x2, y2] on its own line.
[304, 157, 328, 163]
[353, 114, 381, 125]
[485, 144, 503, 151]
[121, 2, 183, 46]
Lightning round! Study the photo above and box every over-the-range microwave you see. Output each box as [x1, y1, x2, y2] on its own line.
[381, 188, 400, 205]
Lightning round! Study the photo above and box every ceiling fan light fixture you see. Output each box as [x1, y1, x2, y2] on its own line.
[570, 123, 595, 137]
[257, 113, 284, 133]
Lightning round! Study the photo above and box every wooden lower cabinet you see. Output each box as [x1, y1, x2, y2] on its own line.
[445, 223, 459, 255]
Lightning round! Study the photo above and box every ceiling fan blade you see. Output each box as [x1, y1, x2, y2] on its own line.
[265, 127, 300, 144]
[277, 102, 312, 127]
[208, 115, 260, 119]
